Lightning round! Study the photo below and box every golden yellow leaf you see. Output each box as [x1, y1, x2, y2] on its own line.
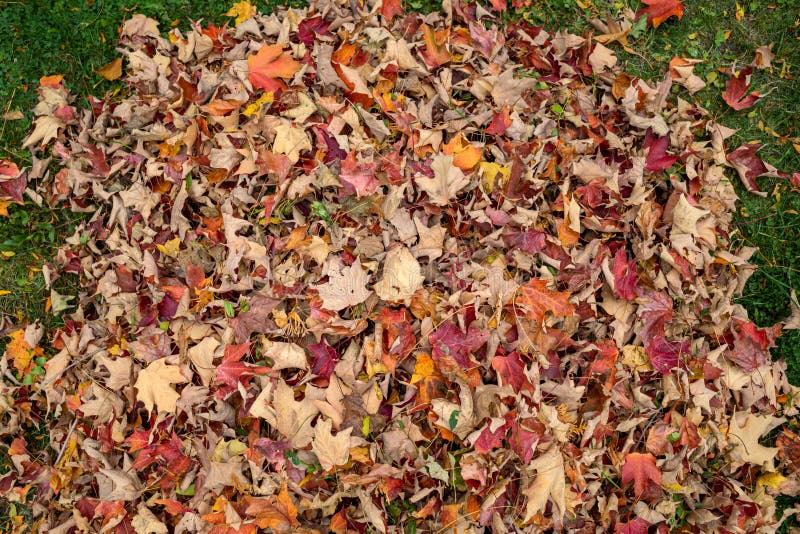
[757, 472, 787, 489]
[95, 58, 123, 81]
[156, 237, 181, 258]
[225, 0, 256, 26]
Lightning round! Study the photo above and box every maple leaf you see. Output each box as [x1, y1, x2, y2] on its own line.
[636, 0, 684, 28]
[5, 330, 37, 373]
[517, 279, 575, 324]
[727, 320, 781, 372]
[248, 44, 301, 93]
[491, 351, 532, 393]
[95, 58, 123, 81]
[244, 486, 299, 532]
[523, 447, 566, 521]
[311, 418, 352, 471]
[419, 24, 451, 68]
[225, 1, 256, 26]
[615, 518, 650, 534]
[339, 151, 379, 198]
[621, 452, 662, 497]
[416, 154, 469, 206]
[429, 321, 488, 369]
[250, 381, 318, 447]
[316, 257, 372, 311]
[644, 135, 679, 172]
[612, 248, 638, 300]
[380, 0, 403, 21]
[134, 359, 189, 414]
[722, 66, 763, 110]
[726, 142, 781, 196]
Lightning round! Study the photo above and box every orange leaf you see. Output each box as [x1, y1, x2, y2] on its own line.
[621, 452, 662, 497]
[517, 279, 576, 324]
[248, 44, 301, 92]
[5, 330, 33, 373]
[637, 0, 684, 28]
[419, 24, 451, 68]
[245, 486, 299, 532]
[442, 134, 482, 171]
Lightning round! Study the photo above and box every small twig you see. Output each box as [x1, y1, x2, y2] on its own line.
[54, 417, 78, 467]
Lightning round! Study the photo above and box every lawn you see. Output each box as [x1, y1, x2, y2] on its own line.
[0, 0, 798, 529]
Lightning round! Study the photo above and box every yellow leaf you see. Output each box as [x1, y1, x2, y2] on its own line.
[479, 161, 511, 193]
[757, 472, 787, 489]
[156, 237, 181, 258]
[95, 58, 123, 81]
[0, 200, 12, 218]
[622, 345, 653, 372]
[735, 2, 744, 21]
[225, 0, 256, 26]
[411, 353, 436, 384]
[0, 290, 10, 296]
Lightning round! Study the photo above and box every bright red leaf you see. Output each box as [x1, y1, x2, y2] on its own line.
[722, 67, 763, 110]
[621, 452, 662, 497]
[637, 0, 684, 28]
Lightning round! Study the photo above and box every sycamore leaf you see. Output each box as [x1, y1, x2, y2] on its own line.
[316, 258, 372, 311]
[416, 154, 469, 206]
[636, 0, 684, 28]
[312, 418, 352, 471]
[134, 359, 189, 414]
[517, 279, 575, 324]
[248, 44, 301, 92]
[621, 452, 662, 497]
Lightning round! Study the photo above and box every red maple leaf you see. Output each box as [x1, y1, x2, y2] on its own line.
[380, 0, 403, 21]
[722, 67, 763, 110]
[644, 135, 679, 172]
[491, 351, 532, 393]
[339, 151, 379, 198]
[612, 248, 638, 300]
[429, 321, 488, 369]
[636, 0, 684, 28]
[615, 518, 650, 534]
[727, 319, 781, 371]
[248, 44, 301, 93]
[646, 336, 689, 373]
[621, 452, 662, 497]
[726, 142, 780, 195]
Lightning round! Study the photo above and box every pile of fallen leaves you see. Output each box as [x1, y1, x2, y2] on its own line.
[2, 0, 800, 531]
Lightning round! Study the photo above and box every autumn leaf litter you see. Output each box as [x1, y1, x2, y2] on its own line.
[3, 0, 800, 531]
